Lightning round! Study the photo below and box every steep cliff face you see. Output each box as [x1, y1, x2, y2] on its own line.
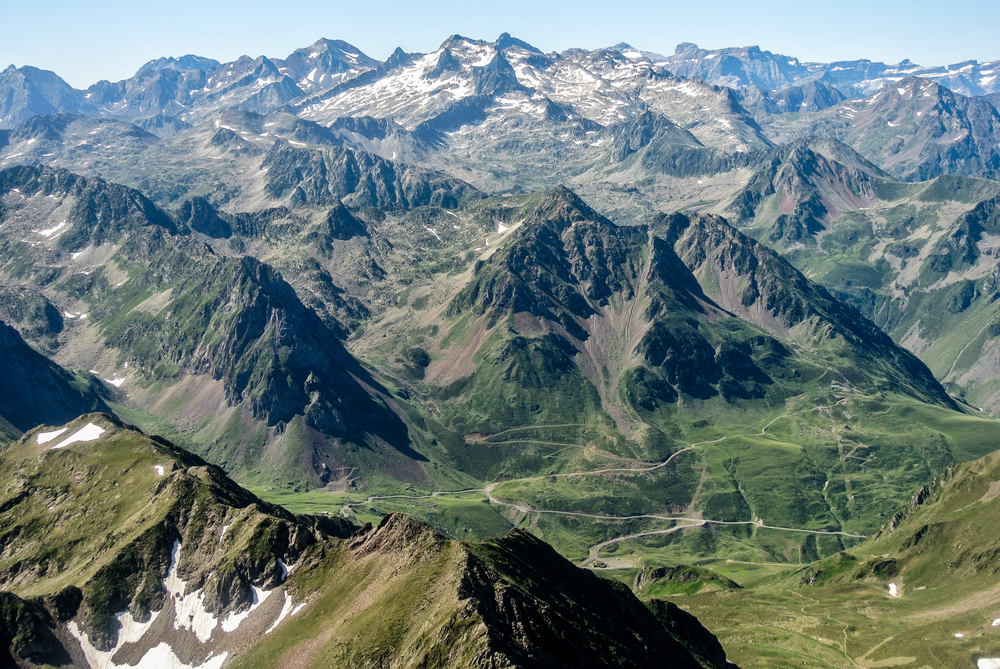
[660, 211, 955, 408]
[0, 164, 177, 251]
[463, 528, 732, 668]
[844, 78, 1000, 182]
[105, 254, 404, 433]
[0, 321, 108, 434]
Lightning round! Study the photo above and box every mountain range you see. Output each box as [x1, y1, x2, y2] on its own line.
[4, 31, 1000, 668]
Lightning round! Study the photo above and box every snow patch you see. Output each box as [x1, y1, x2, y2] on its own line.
[220, 525, 229, 542]
[979, 660, 1000, 669]
[291, 603, 307, 616]
[265, 592, 294, 634]
[424, 226, 441, 241]
[51, 423, 105, 449]
[221, 586, 272, 632]
[955, 633, 964, 638]
[35, 221, 66, 237]
[36, 428, 68, 444]
[104, 377, 126, 387]
[154, 465, 165, 476]
[888, 583, 899, 597]
[497, 223, 509, 234]
[71, 251, 85, 259]
[164, 541, 219, 643]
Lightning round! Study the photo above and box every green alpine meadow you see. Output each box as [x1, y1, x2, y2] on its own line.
[2, 24, 1000, 668]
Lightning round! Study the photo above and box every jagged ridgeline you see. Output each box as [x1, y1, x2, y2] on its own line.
[0, 414, 733, 668]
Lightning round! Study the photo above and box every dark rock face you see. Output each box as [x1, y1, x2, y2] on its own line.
[0, 164, 177, 250]
[647, 599, 732, 668]
[0, 592, 68, 665]
[610, 111, 702, 162]
[453, 185, 953, 415]
[661, 211, 956, 408]
[464, 526, 733, 668]
[0, 286, 63, 350]
[846, 78, 1000, 181]
[0, 320, 108, 432]
[178, 196, 232, 238]
[102, 254, 408, 447]
[262, 140, 478, 209]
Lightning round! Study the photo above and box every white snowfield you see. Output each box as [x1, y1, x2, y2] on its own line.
[36, 427, 68, 444]
[51, 423, 105, 449]
[888, 582, 899, 597]
[70, 611, 228, 669]
[980, 659, 1000, 669]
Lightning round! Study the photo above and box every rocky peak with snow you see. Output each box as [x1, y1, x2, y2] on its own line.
[272, 38, 379, 94]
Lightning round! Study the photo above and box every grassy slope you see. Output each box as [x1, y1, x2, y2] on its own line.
[670, 448, 1000, 668]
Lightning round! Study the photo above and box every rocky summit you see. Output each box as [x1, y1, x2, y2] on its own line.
[2, 30, 1000, 668]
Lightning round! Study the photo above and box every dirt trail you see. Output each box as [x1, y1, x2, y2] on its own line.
[343, 397, 868, 562]
[579, 522, 705, 566]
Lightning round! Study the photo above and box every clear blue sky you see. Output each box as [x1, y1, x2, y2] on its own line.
[5, 0, 999, 88]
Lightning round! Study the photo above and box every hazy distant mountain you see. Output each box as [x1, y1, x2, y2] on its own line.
[0, 65, 88, 128]
[737, 80, 848, 114]
[608, 42, 1000, 98]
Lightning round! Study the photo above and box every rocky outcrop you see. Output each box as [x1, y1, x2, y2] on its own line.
[261, 140, 479, 210]
[0, 164, 177, 251]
